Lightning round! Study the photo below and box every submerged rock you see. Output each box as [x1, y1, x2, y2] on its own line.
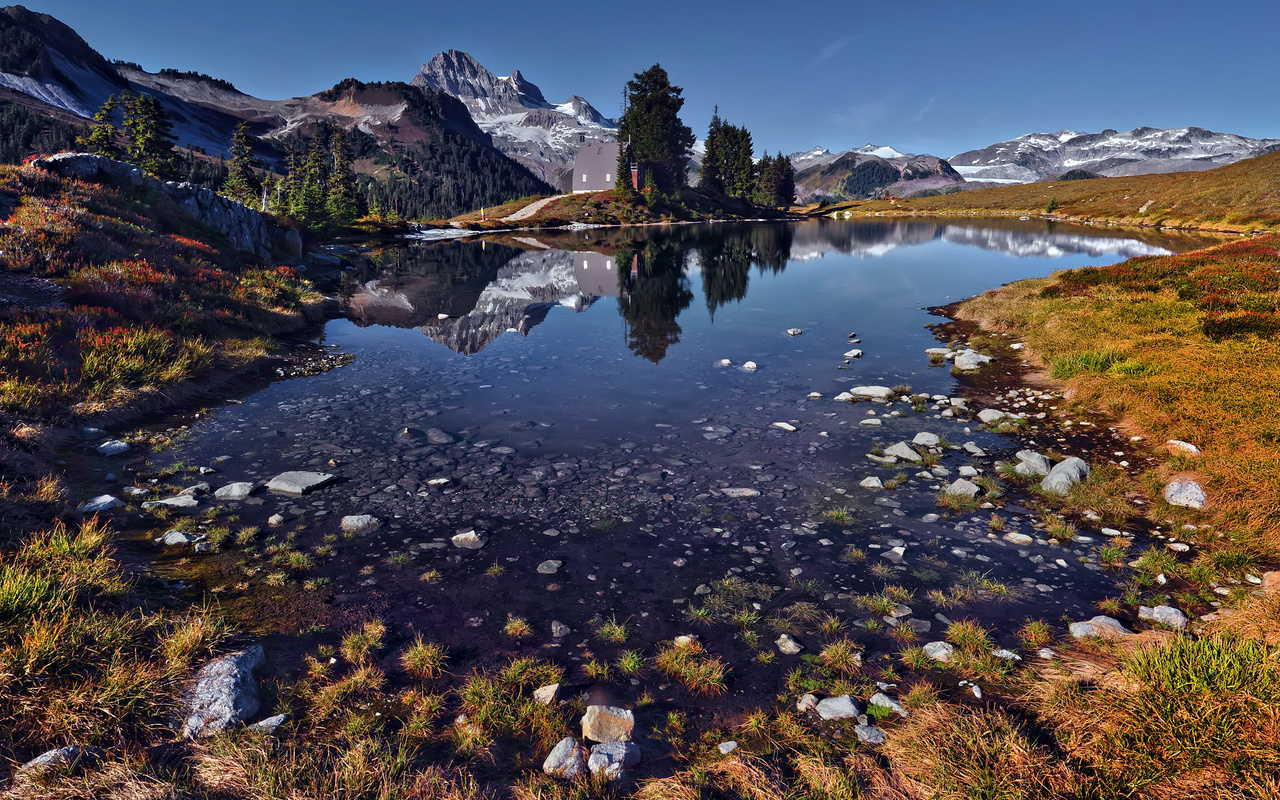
[265, 471, 336, 496]
[78, 494, 122, 513]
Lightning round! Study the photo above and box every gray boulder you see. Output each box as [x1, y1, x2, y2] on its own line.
[1040, 457, 1090, 496]
[340, 514, 381, 534]
[78, 494, 122, 513]
[451, 529, 488, 549]
[142, 495, 199, 510]
[775, 633, 804, 654]
[953, 349, 992, 370]
[1163, 479, 1207, 509]
[1069, 615, 1133, 640]
[214, 482, 255, 500]
[587, 741, 641, 780]
[884, 442, 923, 462]
[543, 736, 588, 779]
[944, 478, 981, 498]
[816, 695, 861, 720]
[977, 409, 1007, 424]
[912, 432, 941, 447]
[266, 471, 336, 496]
[180, 645, 265, 738]
[869, 692, 907, 718]
[923, 641, 955, 662]
[156, 530, 206, 546]
[854, 724, 886, 744]
[1139, 605, 1189, 629]
[97, 439, 130, 456]
[1015, 450, 1052, 477]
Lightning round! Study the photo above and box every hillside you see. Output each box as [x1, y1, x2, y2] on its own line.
[809, 150, 1280, 233]
[0, 6, 553, 218]
[793, 149, 963, 201]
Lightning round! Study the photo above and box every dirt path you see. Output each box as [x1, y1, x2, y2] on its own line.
[502, 194, 568, 222]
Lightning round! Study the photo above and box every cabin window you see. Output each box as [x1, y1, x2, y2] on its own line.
[606, 173, 612, 182]
[581, 174, 587, 183]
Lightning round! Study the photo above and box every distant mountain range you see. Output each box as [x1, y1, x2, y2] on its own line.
[787, 144, 963, 201]
[948, 127, 1280, 183]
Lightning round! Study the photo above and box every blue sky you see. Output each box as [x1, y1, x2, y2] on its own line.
[30, 0, 1280, 157]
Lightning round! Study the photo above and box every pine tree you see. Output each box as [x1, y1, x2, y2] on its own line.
[121, 93, 177, 178]
[617, 64, 695, 193]
[78, 95, 119, 156]
[325, 128, 360, 224]
[295, 136, 329, 225]
[699, 106, 725, 193]
[613, 142, 637, 199]
[222, 121, 262, 204]
[777, 151, 796, 208]
[722, 124, 755, 199]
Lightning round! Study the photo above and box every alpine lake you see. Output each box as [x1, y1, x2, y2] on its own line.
[71, 217, 1226, 721]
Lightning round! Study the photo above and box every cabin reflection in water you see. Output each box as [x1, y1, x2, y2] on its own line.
[571, 252, 623, 298]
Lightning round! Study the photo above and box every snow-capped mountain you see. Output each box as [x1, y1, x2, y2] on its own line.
[950, 126, 1280, 183]
[413, 50, 616, 190]
[787, 143, 907, 173]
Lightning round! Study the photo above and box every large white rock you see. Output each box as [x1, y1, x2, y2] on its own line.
[816, 695, 860, 720]
[923, 641, 955, 662]
[953, 349, 992, 370]
[542, 737, 588, 779]
[849, 385, 893, 399]
[587, 741, 641, 780]
[977, 409, 1007, 424]
[78, 494, 122, 513]
[581, 705, 634, 742]
[860, 476, 884, 490]
[97, 439, 130, 456]
[1015, 450, 1052, 477]
[340, 514, 381, 534]
[884, 442, 923, 462]
[180, 645, 264, 738]
[451, 529, 488, 549]
[1139, 605, 1189, 629]
[1163, 479, 1207, 509]
[1040, 457, 1090, 496]
[1167, 439, 1202, 456]
[944, 479, 981, 498]
[141, 495, 199, 510]
[912, 432, 941, 447]
[266, 471, 336, 496]
[1069, 615, 1133, 640]
[775, 634, 804, 654]
[214, 482, 255, 500]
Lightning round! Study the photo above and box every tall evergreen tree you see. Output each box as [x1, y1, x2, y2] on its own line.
[617, 64, 695, 193]
[222, 121, 262, 204]
[121, 93, 177, 178]
[78, 95, 119, 156]
[721, 124, 756, 199]
[699, 106, 725, 193]
[326, 128, 361, 223]
[295, 136, 329, 224]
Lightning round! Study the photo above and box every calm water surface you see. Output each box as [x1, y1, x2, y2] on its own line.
[122, 219, 1216, 672]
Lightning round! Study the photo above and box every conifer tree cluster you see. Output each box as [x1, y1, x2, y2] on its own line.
[267, 124, 363, 227]
[79, 92, 178, 179]
[698, 109, 795, 208]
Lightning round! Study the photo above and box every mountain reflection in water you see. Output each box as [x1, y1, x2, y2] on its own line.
[340, 219, 1190, 361]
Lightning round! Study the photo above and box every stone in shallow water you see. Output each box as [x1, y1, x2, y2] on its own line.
[451, 529, 488, 549]
[157, 530, 205, 546]
[977, 409, 1006, 424]
[97, 439, 130, 455]
[1040, 457, 1090, 496]
[912, 432, 940, 447]
[771, 421, 798, 432]
[341, 514, 381, 534]
[850, 385, 893, 399]
[426, 428, 455, 445]
[1003, 532, 1034, 546]
[78, 494, 122, 513]
[884, 442, 923, 462]
[817, 695, 860, 720]
[142, 495, 199, 510]
[945, 478, 980, 498]
[860, 476, 883, 490]
[775, 634, 803, 654]
[537, 560, 563, 574]
[923, 641, 955, 662]
[215, 482, 255, 500]
[722, 487, 760, 498]
[265, 471, 336, 496]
